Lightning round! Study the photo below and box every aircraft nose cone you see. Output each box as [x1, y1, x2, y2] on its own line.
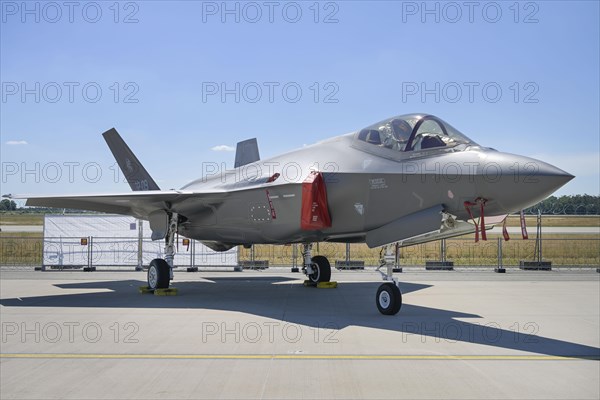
[535, 162, 574, 188]
[480, 152, 574, 214]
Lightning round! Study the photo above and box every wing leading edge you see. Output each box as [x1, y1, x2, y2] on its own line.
[5, 191, 194, 219]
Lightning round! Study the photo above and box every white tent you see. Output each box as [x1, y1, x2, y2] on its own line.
[43, 214, 237, 268]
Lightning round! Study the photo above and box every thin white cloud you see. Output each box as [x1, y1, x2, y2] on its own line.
[211, 145, 235, 152]
[5, 140, 28, 145]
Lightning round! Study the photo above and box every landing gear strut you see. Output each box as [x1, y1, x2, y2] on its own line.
[375, 244, 402, 315]
[147, 212, 178, 290]
[301, 243, 331, 283]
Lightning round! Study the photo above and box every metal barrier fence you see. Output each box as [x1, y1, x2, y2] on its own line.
[1, 236, 598, 269]
[0, 236, 237, 269]
[238, 239, 600, 268]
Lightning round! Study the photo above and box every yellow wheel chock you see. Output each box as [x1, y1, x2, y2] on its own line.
[303, 280, 338, 289]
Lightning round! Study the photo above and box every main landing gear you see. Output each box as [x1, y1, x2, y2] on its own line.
[375, 244, 402, 315]
[147, 212, 178, 290]
[300, 242, 401, 315]
[301, 243, 331, 283]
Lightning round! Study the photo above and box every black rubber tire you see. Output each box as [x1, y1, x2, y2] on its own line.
[309, 255, 331, 283]
[376, 283, 402, 315]
[148, 258, 170, 289]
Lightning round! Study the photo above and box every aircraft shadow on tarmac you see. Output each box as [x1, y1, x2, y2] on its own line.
[1, 276, 598, 360]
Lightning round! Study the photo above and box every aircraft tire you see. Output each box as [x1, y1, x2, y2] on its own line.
[148, 258, 170, 289]
[376, 283, 402, 315]
[309, 255, 331, 283]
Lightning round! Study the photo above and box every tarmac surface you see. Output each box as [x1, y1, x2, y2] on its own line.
[1, 268, 599, 399]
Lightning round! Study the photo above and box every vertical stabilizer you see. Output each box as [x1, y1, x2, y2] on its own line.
[102, 128, 160, 191]
[234, 138, 260, 168]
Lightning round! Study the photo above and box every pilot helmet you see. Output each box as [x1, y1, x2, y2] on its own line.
[390, 119, 412, 141]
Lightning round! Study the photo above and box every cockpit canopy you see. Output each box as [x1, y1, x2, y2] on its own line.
[356, 114, 476, 152]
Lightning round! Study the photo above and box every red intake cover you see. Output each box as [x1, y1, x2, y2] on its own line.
[301, 171, 332, 230]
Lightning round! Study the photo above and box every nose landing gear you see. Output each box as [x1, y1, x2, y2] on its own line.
[375, 244, 403, 315]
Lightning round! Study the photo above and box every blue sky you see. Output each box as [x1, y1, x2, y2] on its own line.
[1, 0, 599, 200]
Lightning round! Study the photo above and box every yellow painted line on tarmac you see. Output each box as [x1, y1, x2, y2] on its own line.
[1, 353, 598, 361]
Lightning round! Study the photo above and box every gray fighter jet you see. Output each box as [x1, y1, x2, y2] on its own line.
[4, 113, 573, 314]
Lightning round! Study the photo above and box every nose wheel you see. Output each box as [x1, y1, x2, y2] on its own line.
[375, 243, 403, 315]
[376, 282, 402, 315]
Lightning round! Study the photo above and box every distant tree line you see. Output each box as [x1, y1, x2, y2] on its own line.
[0, 199, 18, 211]
[524, 195, 599, 215]
[0, 202, 98, 214]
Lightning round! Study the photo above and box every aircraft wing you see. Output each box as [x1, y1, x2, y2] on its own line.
[4, 128, 219, 220]
[4, 190, 198, 219]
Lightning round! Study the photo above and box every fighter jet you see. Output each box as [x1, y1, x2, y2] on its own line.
[4, 113, 573, 314]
